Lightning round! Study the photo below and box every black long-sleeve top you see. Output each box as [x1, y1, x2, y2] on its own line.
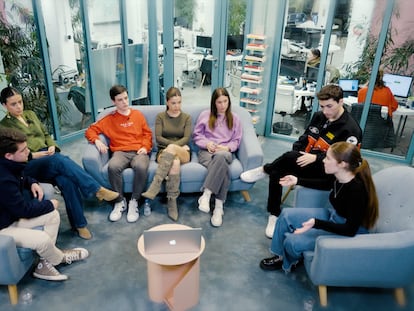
[297, 175, 368, 237]
[0, 158, 54, 230]
[292, 110, 362, 163]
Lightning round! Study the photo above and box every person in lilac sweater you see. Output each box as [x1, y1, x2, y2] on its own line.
[193, 87, 242, 227]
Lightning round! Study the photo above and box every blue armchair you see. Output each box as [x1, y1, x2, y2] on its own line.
[0, 183, 55, 305]
[294, 166, 414, 307]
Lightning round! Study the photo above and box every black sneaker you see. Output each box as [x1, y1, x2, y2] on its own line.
[260, 256, 283, 271]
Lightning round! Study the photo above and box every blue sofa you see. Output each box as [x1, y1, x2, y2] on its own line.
[82, 104, 263, 201]
[293, 166, 414, 307]
[0, 183, 55, 305]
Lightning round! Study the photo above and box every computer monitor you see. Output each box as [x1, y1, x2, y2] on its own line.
[305, 66, 319, 83]
[227, 35, 244, 51]
[338, 79, 359, 92]
[338, 79, 359, 97]
[383, 73, 413, 98]
[279, 58, 306, 81]
[196, 35, 212, 49]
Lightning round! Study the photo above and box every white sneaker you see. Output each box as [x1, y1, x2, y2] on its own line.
[127, 199, 139, 223]
[109, 199, 126, 222]
[198, 196, 210, 213]
[33, 258, 68, 281]
[211, 207, 224, 227]
[265, 215, 278, 238]
[240, 166, 267, 183]
[62, 248, 89, 264]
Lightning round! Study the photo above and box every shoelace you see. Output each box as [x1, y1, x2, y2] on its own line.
[63, 250, 81, 264]
[40, 259, 60, 275]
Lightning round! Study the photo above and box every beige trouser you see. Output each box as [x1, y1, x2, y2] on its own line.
[0, 210, 64, 265]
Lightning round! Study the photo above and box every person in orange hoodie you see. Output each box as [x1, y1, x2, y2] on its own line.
[358, 70, 398, 117]
[85, 85, 152, 223]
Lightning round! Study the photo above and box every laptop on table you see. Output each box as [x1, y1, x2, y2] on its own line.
[143, 227, 202, 264]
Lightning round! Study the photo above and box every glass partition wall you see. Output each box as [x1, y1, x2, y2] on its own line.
[1, 0, 413, 163]
[264, 0, 413, 162]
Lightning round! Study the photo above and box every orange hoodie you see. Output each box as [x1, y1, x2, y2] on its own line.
[85, 109, 152, 152]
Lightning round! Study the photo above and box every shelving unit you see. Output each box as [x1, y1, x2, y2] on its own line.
[240, 34, 267, 125]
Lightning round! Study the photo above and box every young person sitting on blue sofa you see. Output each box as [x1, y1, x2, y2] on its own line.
[0, 127, 89, 281]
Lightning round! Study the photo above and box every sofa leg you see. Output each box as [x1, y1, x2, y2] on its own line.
[318, 285, 328, 307]
[8, 284, 18, 305]
[395, 288, 406, 306]
[240, 190, 251, 202]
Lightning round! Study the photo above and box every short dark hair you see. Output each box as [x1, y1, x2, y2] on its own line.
[316, 84, 343, 102]
[109, 85, 128, 100]
[1, 86, 21, 105]
[311, 48, 321, 58]
[0, 127, 27, 158]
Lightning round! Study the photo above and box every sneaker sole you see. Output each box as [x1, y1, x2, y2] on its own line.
[33, 272, 68, 281]
[127, 215, 139, 222]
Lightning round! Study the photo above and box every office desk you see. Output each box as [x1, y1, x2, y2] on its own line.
[394, 107, 414, 137]
[294, 88, 315, 98]
[137, 224, 205, 311]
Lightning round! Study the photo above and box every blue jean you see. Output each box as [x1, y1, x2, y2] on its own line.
[24, 153, 102, 229]
[270, 207, 367, 272]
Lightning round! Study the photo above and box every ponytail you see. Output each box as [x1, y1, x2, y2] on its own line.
[356, 159, 379, 229]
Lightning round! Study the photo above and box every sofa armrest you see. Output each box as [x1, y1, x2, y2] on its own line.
[0, 235, 22, 284]
[82, 135, 110, 186]
[307, 230, 414, 287]
[294, 186, 331, 209]
[238, 127, 263, 171]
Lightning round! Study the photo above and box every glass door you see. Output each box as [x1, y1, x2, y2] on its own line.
[166, 0, 246, 107]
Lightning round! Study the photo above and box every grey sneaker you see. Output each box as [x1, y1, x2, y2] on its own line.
[33, 258, 68, 281]
[62, 248, 89, 264]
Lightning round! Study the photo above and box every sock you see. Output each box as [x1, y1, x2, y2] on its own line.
[215, 198, 223, 209]
[202, 188, 212, 201]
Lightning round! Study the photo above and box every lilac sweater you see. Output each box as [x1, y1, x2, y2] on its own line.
[193, 110, 242, 152]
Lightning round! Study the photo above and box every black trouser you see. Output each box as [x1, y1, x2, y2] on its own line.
[263, 150, 326, 216]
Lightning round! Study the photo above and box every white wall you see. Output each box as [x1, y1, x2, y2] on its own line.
[341, 0, 375, 70]
[41, 0, 78, 76]
[192, 0, 214, 35]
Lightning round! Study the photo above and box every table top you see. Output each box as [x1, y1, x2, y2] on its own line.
[137, 224, 205, 266]
[394, 106, 414, 116]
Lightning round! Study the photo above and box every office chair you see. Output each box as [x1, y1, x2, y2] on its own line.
[273, 85, 300, 135]
[350, 103, 396, 149]
[177, 53, 199, 90]
[199, 58, 213, 88]
[67, 86, 91, 128]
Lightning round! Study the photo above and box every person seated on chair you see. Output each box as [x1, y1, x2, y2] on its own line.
[306, 48, 321, 69]
[241, 84, 362, 238]
[193, 87, 242, 227]
[0, 127, 89, 281]
[0, 87, 119, 240]
[259, 141, 379, 272]
[85, 85, 152, 223]
[142, 87, 192, 221]
[357, 69, 398, 117]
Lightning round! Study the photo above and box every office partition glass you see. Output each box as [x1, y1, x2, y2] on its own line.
[172, 0, 215, 105]
[39, 0, 94, 136]
[0, 0, 54, 133]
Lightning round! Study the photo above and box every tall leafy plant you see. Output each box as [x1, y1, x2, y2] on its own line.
[0, 3, 65, 128]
